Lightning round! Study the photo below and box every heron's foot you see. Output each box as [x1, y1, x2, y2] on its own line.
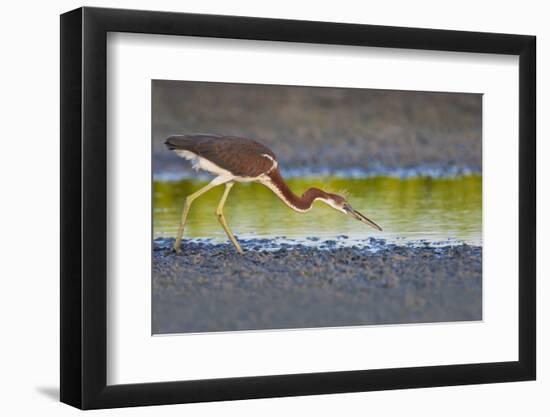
[172, 244, 182, 255]
[227, 234, 243, 254]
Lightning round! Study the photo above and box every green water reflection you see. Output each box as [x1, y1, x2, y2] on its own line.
[153, 176, 482, 245]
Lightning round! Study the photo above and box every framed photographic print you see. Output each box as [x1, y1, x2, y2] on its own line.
[60, 6, 536, 409]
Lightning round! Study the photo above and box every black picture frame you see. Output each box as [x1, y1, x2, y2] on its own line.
[60, 6, 536, 410]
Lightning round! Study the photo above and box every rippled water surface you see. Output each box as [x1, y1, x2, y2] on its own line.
[153, 176, 482, 245]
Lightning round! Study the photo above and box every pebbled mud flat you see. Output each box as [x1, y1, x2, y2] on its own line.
[152, 238, 482, 334]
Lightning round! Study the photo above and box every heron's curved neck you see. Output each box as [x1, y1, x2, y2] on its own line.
[264, 169, 329, 212]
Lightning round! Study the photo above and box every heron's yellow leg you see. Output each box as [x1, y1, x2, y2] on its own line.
[173, 179, 222, 253]
[216, 182, 243, 254]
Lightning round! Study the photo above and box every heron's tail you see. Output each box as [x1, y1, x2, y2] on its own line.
[165, 136, 191, 150]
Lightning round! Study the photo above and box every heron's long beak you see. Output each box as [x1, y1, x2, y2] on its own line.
[344, 205, 382, 231]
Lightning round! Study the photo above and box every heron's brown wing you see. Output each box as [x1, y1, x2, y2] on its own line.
[166, 134, 277, 177]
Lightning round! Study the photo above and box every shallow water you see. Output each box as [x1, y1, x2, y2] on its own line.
[153, 176, 482, 245]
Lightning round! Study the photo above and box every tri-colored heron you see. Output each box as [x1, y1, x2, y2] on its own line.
[165, 133, 382, 253]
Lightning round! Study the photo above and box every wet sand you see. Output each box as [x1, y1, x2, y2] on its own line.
[152, 238, 482, 334]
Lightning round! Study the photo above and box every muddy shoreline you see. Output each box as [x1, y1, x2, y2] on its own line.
[153, 81, 482, 178]
[152, 238, 482, 334]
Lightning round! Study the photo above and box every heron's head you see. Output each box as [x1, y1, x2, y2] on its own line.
[319, 192, 382, 231]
